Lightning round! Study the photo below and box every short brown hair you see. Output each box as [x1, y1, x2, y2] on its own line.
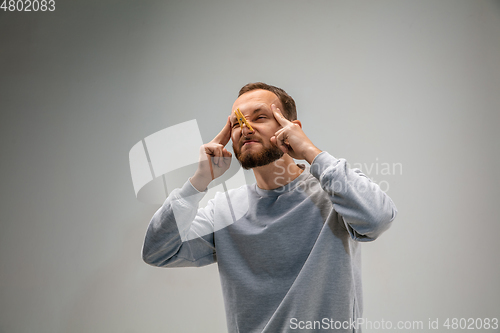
[238, 82, 297, 121]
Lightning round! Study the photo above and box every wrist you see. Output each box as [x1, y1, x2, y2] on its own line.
[303, 146, 322, 165]
[190, 172, 212, 192]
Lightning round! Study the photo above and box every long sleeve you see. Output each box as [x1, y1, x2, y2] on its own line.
[310, 151, 397, 241]
[142, 179, 217, 268]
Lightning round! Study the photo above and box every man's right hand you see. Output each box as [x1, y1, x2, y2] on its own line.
[190, 116, 233, 192]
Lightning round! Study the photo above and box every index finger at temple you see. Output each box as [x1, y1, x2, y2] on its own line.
[271, 104, 290, 126]
[213, 116, 232, 146]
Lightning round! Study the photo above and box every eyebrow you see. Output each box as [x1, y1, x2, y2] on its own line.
[249, 108, 263, 116]
[231, 105, 268, 119]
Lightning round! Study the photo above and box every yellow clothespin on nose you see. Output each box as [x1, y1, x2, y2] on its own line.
[234, 108, 254, 131]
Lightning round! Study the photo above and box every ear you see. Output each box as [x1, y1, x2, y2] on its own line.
[292, 120, 302, 128]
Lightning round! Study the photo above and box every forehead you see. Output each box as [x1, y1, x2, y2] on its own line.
[231, 89, 280, 115]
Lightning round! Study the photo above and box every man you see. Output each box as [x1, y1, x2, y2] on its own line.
[142, 82, 397, 332]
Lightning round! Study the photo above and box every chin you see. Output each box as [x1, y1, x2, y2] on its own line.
[234, 144, 284, 170]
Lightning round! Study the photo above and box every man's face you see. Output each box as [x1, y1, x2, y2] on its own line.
[230, 89, 284, 169]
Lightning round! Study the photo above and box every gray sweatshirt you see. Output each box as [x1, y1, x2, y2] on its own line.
[142, 152, 397, 333]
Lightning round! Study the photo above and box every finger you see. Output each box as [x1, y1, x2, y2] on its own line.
[205, 145, 221, 166]
[212, 116, 232, 146]
[270, 127, 285, 144]
[222, 148, 232, 158]
[276, 140, 289, 154]
[215, 146, 227, 166]
[221, 149, 232, 167]
[204, 148, 215, 179]
[276, 130, 286, 147]
[213, 146, 223, 166]
[274, 132, 289, 154]
[274, 126, 286, 139]
[271, 104, 291, 127]
[204, 145, 214, 157]
[275, 126, 289, 144]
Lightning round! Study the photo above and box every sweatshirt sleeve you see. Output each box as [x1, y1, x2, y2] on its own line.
[310, 151, 397, 241]
[142, 179, 217, 268]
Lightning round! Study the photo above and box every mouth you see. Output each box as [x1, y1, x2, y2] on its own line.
[242, 140, 260, 146]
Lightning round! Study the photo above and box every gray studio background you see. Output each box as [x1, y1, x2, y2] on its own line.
[1, 0, 499, 332]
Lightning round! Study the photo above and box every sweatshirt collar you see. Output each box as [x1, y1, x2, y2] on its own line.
[254, 164, 309, 197]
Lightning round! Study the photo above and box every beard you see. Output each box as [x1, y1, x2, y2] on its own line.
[233, 139, 284, 170]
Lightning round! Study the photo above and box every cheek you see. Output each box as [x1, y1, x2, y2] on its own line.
[258, 125, 277, 139]
[231, 130, 240, 142]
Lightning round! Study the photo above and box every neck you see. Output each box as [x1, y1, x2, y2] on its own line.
[252, 154, 303, 190]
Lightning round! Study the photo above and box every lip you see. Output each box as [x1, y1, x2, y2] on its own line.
[243, 140, 259, 146]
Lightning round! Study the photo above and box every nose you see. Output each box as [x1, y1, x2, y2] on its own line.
[241, 122, 254, 136]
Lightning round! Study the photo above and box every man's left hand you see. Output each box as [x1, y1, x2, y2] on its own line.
[270, 104, 322, 164]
